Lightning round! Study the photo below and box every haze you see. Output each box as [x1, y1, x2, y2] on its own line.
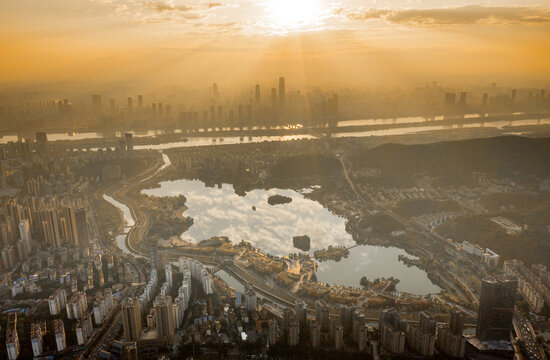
[1, 0, 550, 87]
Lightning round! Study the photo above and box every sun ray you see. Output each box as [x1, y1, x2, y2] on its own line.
[265, 0, 322, 31]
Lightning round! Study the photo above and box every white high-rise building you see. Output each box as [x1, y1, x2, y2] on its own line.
[165, 263, 173, 288]
[30, 323, 43, 357]
[19, 219, 31, 244]
[48, 289, 67, 315]
[54, 319, 66, 352]
[244, 283, 257, 312]
[6, 313, 20, 360]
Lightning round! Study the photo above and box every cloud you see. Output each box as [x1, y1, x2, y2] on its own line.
[342, 5, 550, 26]
[143, 1, 194, 12]
[206, 2, 227, 9]
[142, 1, 230, 13]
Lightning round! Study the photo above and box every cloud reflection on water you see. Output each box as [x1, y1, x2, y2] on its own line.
[142, 179, 353, 256]
[142, 179, 440, 295]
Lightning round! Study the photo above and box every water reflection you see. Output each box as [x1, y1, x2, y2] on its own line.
[141, 179, 439, 295]
[142, 180, 352, 256]
[3, 114, 548, 146]
[316, 245, 440, 295]
[102, 194, 135, 227]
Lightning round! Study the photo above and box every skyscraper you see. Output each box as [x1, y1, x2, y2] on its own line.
[255, 84, 261, 105]
[212, 83, 219, 100]
[437, 310, 466, 358]
[154, 295, 175, 345]
[465, 275, 517, 360]
[6, 313, 20, 360]
[450, 310, 465, 336]
[245, 283, 257, 312]
[122, 298, 142, 342]
[65, 207, 79, 247]
[287, 314, 299, 346]
[18, 219, 31, 244]
[278, 77, 286, 108]
[53, 319, 66, 352]
[476, 275, 517, 342]
[109, 99, 116, 114]
[92, 94, 102, 113]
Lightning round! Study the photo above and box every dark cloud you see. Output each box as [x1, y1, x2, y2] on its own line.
[342, 5, 550, 26]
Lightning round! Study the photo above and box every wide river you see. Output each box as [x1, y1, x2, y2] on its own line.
[141, 179, 440, 295]
[2, 114, 549, 149]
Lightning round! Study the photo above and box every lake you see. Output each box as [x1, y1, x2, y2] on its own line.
[141, 179, 440, 295]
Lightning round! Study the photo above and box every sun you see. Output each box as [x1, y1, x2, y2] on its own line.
[265, 0, 322, 30]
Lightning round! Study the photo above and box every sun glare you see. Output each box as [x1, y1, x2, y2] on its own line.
[265, 0, 322, 30]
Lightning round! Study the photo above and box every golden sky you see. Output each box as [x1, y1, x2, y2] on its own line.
[1, 0, 550, 86]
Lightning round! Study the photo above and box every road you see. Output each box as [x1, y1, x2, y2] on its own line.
[83, 305, 122, 359]
[513, 313, 546, 360]
[105, 149, 166, 259]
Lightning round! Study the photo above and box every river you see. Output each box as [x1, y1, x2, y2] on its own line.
[3, 114, 549, 149]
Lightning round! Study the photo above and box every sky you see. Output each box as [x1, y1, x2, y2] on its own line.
[1, 0, 550, 86]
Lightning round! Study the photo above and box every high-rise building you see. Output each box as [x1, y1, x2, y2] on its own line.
[476, 276, 517, 342]
[315, 300, 330, 332]
[379, 308, 407, 354]
[154, 295, 175, 345]
[92, 95, 102, 113]
[75, 208, 88, 248]
[310, 321, 321, 348]
[138, 95, 143, 109]
[35, 132, 48, 151]
[278, 77, 286, 108]
[124, 133, 134, 152]
[459, 92, 467, 106]
[268, 319, 279, 346]
[165, 263, 173, 288]
[466, 275, 517, 360]
[445, 92, 456, 107]
[450, 310, 465, 335]
[437, 310, 466, 358]
[30, 323, 43, 357]
[65, 207, 79, 247]
[245, 283, 257, 312]
[122, 298, 142, 342]
[53, 319, 66, 352]
[255, 84, 261, 105]
[6, 313, 20, 360]
[287, 315, 299, 346]
[271, 88, 277, 110]
[407, 310, 436, 356]
[18, 219, 31, 244]
[295, 299, 307, 325]
[212, 83, 219, 100]
[334, 324, 344, 349]
[48, 289, 67, 315]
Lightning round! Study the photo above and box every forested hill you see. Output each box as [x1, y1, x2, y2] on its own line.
[350, 136, 550, 184]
